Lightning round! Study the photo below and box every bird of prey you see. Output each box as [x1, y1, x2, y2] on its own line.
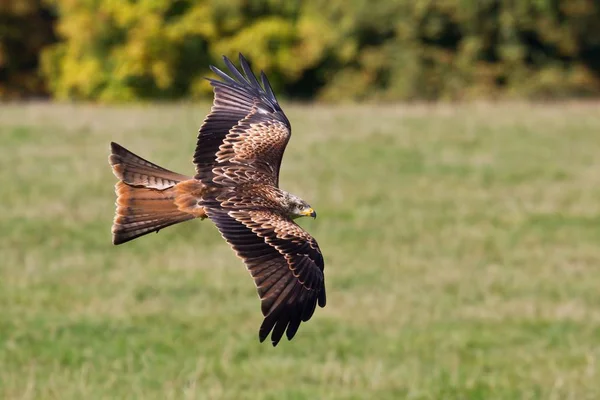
[108, 54, 326, 346]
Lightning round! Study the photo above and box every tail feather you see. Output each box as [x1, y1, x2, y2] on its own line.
[112, 182, 195, 245]
[109, 142, 206, 245]
[109, 142, 190, 189]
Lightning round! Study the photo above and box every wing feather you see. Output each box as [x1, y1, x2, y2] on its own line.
[260, 71, 277, 102]
[240, 54, 263, 89]
[194, 54, 291, 187]
[223, 56, 250, 85]
[206, 207, 325, 346]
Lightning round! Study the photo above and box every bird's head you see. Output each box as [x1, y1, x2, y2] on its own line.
[283, 192, 316, 220]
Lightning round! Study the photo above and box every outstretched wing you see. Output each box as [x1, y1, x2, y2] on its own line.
[206, 207, 326, 346]
[194, 54, 291, 188]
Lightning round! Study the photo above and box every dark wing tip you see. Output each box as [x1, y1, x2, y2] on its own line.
[258, 291, 320, 346]
[260, 70, 276, 102]
[318, 288, 326, 308]
[259, 315, 275, 344]
[208, 65, 222, 76]
[238, 53, 262, 89]
[259, 332, 267, 343]
[204, 53, 285, 123]
[208, 65, 237, 86]
[285, 314, 302, 341]
[259, 311, 289, 347]
[222, 55, 247, 85]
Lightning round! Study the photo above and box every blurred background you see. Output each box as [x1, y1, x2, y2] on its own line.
[2, 0, 600, 102]
[2, 1, 600, 399]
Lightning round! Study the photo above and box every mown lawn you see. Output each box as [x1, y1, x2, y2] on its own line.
[1, 102, 600, 399]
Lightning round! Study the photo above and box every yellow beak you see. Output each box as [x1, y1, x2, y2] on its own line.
[303, 208, 317, 219]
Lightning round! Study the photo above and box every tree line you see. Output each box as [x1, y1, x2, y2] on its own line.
[2, 0, 599, 102]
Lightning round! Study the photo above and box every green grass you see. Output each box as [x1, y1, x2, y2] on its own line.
[2, 101, 600, 399]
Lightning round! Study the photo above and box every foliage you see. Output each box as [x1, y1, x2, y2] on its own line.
[5, 0, 600, 101]
[313, 0, 600, 100]
[0, 0, 55, 99]
[41, 0, 216, 101]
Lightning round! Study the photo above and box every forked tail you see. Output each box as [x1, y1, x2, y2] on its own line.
[109, 142, 206, 245]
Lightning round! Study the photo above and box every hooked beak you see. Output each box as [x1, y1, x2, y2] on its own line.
[303, 208, 317, 219]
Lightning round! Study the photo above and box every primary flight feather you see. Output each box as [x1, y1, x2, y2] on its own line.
[108, 54, 326, 346]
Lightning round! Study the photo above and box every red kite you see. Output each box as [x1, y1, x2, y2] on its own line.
[109, 54, 326, 346]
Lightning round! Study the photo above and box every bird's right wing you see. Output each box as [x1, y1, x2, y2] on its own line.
[205, 207, 326, 346]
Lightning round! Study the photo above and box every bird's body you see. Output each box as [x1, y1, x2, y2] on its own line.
[108, 54, 325, 346]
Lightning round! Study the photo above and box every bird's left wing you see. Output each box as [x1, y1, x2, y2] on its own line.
[205, 207, 326, 346]
[194, 54, 291, 188]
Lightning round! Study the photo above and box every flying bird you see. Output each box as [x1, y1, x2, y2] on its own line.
[108, 54, 326, 346]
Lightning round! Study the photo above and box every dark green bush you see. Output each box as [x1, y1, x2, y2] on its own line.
[0, 0, 56, 98]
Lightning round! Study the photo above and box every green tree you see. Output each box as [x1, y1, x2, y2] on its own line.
[3, 0, 599, 101]
[0, 0, 56, 99]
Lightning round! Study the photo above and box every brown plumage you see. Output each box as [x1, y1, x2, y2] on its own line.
[109, 142, 206, 245]
[109, 54, 326, 346]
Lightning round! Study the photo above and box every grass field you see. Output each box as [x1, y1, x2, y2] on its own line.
[2, 101, 600, 399]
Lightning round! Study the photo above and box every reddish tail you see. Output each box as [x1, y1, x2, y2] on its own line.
[109, 142, 206, 245]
